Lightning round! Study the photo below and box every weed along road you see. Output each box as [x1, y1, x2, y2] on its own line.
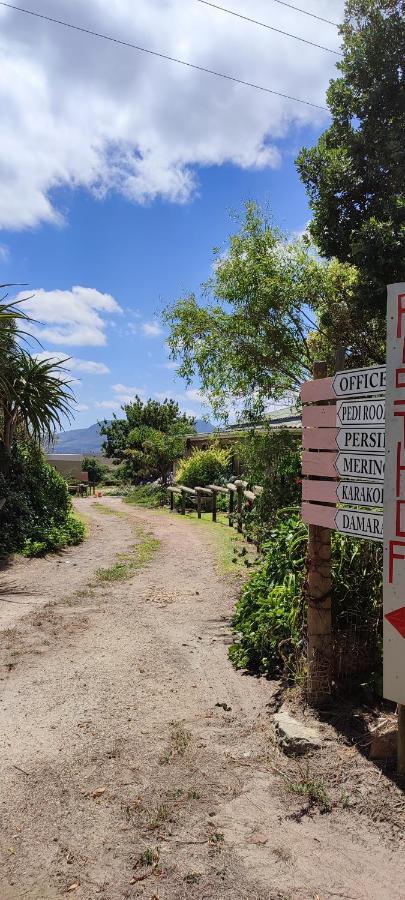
[0, 499, 404, 900]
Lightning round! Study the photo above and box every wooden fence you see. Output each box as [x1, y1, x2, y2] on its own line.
[167, 480, 263, 536]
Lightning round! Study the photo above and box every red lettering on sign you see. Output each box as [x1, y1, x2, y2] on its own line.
[396, 500, 405, 537]
[395, 368, 405, 389]
[396, 442, 405, 498]
[394, 404, 405, 443]
[389, 539, 405, 584]
[397, 293, 405, 338]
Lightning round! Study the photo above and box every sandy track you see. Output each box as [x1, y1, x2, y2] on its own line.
[0, 498, 404, 900]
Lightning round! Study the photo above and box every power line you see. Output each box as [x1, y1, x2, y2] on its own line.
[0, 2, 329, 111]
[196, 0, 342, 55]
[268, 0, 339, 28]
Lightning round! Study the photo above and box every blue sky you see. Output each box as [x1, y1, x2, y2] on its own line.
[0, 0, 344, 428]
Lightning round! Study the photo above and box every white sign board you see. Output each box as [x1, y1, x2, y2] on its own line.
[336, 398, 385, 426]
[337, 481, 384, 508]
[335, 509, 383, 542]
[383, 282, 405, 704]
[333, 365, 386, 398]
[335, 453, 385, 481]
[336, 427, 385, 452]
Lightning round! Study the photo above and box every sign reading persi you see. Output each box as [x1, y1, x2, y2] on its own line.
[383, 283, 405, 705]
[335, 427, 385, 452]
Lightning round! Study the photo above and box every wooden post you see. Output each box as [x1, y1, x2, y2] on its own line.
[212, 490, 217, 523]
[197, 490, 202, 519]
[398, 705, 405, 776]
[236, 482, 243, 533]
[228, 489, 234, 527]
[181, 489, 186, 515]
[307, 360, 333, 706]
[170, 489, 174, 512]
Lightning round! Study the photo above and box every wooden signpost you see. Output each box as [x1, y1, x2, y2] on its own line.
[300, 282, 405, 773]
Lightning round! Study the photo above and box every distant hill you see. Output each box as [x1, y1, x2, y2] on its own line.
[49, 419, 213, 456]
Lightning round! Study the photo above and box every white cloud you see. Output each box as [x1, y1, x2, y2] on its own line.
[76, 402, 89, 412]
[141, 321, 163, 337]
[18, 285, 122, 346]
[35, 350, 110, 374]
[0, 1, 344, 229]
[0, 244, 9, 262]
[95, 400, 123, 410]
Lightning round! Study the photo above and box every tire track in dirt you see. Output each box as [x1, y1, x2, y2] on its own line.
[0, 498, 404, 900]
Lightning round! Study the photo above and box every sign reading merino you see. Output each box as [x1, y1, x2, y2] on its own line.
[335, 453, 385, 480]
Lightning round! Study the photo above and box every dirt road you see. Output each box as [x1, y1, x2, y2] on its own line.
[0, 499, 404, 900]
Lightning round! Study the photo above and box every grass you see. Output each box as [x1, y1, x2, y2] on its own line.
[286, 764, 332, 813]
[92, 501, 160, 582]
[159, 722, 192, 765]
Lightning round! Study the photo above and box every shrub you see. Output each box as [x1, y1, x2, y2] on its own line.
[0, 443, 86, 558]
[176, 446, 231, 488]
[237, 428, 301, 543]
[229, 511, 383, 682]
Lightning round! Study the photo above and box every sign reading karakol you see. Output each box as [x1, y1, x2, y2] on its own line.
[336, 481, 384, 507]
[383, 283, 405, 704]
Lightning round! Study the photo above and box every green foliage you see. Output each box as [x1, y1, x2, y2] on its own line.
[164, 202, 357, 418]
[22, 512, 85, 557]
[1, 350, 74, 452]
[176, 445, 231, 488]
[297, 0, 405, 365]
[230, 512, 383, 680]
[238, 428, 301, 542]
[124, 484, 167, 508]
[99, 396, 194, 483]
[0, 443, 85, 558]
[82, 456, 108, 485]
[229, 514, 306, 676]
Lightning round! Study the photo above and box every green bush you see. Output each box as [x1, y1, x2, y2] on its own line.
[125, 484, 167, 508]
[237, 428, 301, 543]
[176, 446, 231, 488]
[229, 511, 383, 681]
[0, 444, 86, 558]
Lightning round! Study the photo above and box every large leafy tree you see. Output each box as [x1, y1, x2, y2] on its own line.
[99, 397, 195, 484]
[163, 203, 358, 419]
[297, 0, 405, 360]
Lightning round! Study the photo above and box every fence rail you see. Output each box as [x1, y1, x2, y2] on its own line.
[167, 481, 262, 538]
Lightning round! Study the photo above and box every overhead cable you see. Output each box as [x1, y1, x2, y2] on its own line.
[195, 0, 342, 55]
[0, 2, 329, 111]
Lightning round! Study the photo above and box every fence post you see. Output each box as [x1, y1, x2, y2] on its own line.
[228, 489, 234, 527]
[181, 489, 186, 515]
[236, 482, 243, 533]
[307, 360, 332, 706]
[212, 490, 217, 523]
[196, 490, 202, 519]
[170, 490, 174, 512]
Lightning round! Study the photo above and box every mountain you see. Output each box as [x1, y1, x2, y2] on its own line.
[49, 419, 213, 455]
[49, 423, 105, 455]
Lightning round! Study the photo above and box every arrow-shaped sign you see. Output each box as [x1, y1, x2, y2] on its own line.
[385, 606, 405, 639]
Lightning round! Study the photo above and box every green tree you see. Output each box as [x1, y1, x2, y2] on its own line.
[163, 203, 358, 418]
[82, 456, 107, 485]
[100, 397, 195, 483]
[297, 0, 405, 362]
[1, 350, 74, 455]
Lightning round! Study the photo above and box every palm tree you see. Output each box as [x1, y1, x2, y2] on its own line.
[1, 351, 74, 453]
